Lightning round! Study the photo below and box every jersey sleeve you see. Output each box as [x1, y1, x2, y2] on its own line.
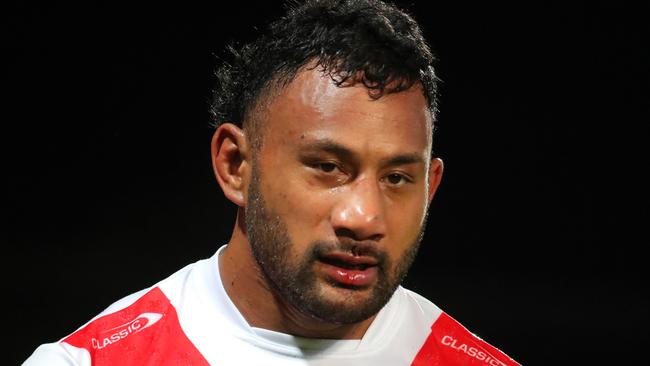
[410, 312, 521, 366]
[22, 287, 209, 366]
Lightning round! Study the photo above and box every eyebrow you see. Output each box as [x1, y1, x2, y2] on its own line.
[299, 138, 425, 167]
[379, 153, 425, 167]
[300, 139, 358, 163]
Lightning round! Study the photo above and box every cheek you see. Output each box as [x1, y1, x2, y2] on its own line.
[385, 195, 428, 248]
[260, 170, 333, 242]
[287, 191, 332, 233]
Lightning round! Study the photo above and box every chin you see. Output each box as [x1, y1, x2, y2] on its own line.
[296, 282, 382, 324]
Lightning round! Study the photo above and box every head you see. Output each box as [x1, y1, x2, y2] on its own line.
[211, 0, 443, 325]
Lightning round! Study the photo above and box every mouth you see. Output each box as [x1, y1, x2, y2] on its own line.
[317, 252, 379, 288]
[319, 253, 377, 269]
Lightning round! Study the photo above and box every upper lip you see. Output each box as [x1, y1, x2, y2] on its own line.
[318, 252, 379, 268]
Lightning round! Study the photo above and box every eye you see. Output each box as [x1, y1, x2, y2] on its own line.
[309, 161, 349, 185]
[318, 162, 338, 173]
[385, 173, 411, 186]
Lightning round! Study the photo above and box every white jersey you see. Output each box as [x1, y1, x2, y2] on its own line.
[23, 246, 520, 366]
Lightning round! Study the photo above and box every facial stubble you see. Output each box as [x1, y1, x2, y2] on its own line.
[245, 163, 427, 325]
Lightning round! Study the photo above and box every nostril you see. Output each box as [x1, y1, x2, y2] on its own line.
[366, 234, 383, 242]
[334, 228, 383, 242]
[334, 228, 360, 241]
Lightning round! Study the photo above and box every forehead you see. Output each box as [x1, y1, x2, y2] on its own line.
[258, 68, 432, 156]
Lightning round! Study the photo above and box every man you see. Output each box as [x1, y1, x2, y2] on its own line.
[24, 0, 520, 365]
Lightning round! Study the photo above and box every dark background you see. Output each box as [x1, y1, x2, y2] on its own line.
[6, 1, 648, 364]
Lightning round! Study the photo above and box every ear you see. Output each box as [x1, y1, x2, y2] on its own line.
[211, 123, 250, 207]
[427, 157, 444, 204]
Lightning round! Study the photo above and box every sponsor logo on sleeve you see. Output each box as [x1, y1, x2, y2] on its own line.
[91, 312, 163, 350]
[441, 335, 507, 366]
[63, 288, 210, 365]
[410, 312, 520, 366]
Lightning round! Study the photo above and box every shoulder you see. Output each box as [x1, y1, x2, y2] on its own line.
[398, 287, 522, 366]
[398, 286, 443, 316]
[23, 258, 213, 366]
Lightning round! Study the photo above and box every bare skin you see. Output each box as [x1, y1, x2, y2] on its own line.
[211, 67, 443, 340]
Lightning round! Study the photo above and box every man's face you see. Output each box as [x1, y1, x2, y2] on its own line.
[245, 68, 437, 325]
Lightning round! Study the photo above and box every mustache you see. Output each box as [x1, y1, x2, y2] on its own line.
[309, 239, 388, 265]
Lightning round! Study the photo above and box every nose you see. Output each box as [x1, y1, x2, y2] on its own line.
[330, 177, 387, 242]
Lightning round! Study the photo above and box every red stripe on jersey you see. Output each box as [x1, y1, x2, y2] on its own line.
[63, 287, 209, 365]
[410, 312, 520, 366]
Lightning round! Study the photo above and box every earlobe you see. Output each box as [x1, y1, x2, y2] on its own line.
[211, 123, 249, 206]
[427, 158, 444, 203]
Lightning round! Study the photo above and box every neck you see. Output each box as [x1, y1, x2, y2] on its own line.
[218, 210, 375, 340]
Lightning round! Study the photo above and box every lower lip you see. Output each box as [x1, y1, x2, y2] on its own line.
[321, 263, 378, 287]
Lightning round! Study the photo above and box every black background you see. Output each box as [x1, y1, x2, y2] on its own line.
[6, 1, 648, 364]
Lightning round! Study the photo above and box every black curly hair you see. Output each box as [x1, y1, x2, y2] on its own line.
[210, 0, 438, 147]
